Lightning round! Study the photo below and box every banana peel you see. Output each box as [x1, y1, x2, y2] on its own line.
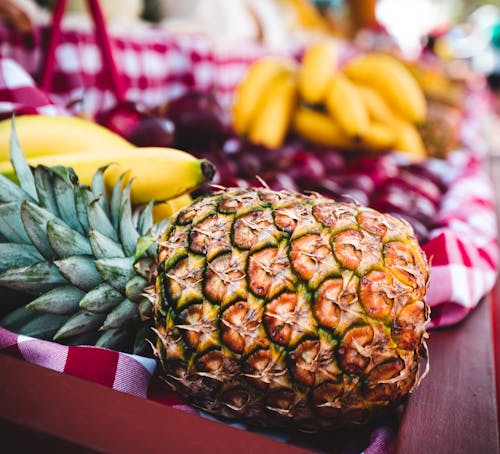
[0, 147, 215, 205]
[0, 115, 133, 160]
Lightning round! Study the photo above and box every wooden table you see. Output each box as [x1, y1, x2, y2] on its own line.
[1, 159, 500, 453]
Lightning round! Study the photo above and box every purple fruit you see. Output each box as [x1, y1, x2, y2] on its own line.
[96, 100, 143, 137]
[162, 90, 230, 149]
[287, 151, 326, 184]
[127, 116, 175, 148]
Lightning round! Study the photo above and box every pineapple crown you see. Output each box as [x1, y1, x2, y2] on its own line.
[0, 118, 165, 354]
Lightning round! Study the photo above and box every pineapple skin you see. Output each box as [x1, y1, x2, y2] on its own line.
[153, 188, 430, 431]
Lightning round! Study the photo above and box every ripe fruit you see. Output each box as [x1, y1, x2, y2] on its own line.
[343, 53, 427, 124]
[298, 40, 338, 104]
[325, 73, 370, 140]
[0, 132, 430, 431]
[0, 115, 133, 160]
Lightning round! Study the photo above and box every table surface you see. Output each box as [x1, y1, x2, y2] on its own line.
[0, 159, 499, 454]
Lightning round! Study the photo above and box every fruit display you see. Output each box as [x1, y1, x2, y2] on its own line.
[230, 43, 430, 161]
[0, 135, 430, 430]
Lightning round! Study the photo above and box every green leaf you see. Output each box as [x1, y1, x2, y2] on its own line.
[110, 174, 124, 229]
[0, 202, 30, 243]
[0, 306, 38, 331]
[119, 181, 139, 257]
[9, 116, 38, 202]
[18, 313, 69, 340]
[87, 198, 118, 241]
[34, 166, 60, 216]
[75, 187, 91, 234]
[96, 327, 132, 351]
[135, 235, 155, 260]
[94, 256, 135, 291]
[101, 298, 139, 330]
[47, 220, 92, 258]
[89, 228, 125, 259]
[138, 201, 154, 236]
[0, 261, 66, 294]
[53, 310, 106, 340]
[0, 172, 33, 203]
[125, 275, 149, 303]
[55, 256, 103, 291]
[20, 200, 58, 261]
[53, 171, 83, 234]
[27, 285, 85, 315]
[0, 243, 43, 272]
[91, 165, 110, 215]
[79, 282, 123, 313]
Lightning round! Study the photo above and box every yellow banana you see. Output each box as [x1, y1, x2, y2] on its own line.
[394, 122, 427, 162]
[153, 194, 193, 223]
[247, 70, 298, 149]
[355, 83, 400, 126]
[298, 40, 338, 104]
[232, 56, 297, 135]
[0, 115, 133, 160]
[0, 147, 214, 204]
[343, 53, 426, 123]
[325, 72, 369, 140]
[361, 122, 395, 150]
[292, 106, 352, 148]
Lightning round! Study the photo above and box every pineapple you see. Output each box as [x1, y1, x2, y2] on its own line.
[0, 134, 430, 431]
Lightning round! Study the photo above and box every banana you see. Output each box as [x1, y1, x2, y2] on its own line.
[298, 40, 338, 104]
[355, 83, 400, 126]
[343, 53, 426, 123]
[361, 122, 395, 150]
[153, 194, 193, 223]
[325, 72, 369, 140]
[0, 147, 215, 204]
[394, 122, 427, 162]
[292, 106, 352, 148]
[0, 115, 133, 160]
[232, 56, 297, 136]
[247, 70, 298, 149]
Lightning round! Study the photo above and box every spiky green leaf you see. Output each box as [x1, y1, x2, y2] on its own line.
[94, 257, 135, 291]
[0, 202, 30, 243]
[75, 187, 91, 234]
[53, 170, 83, 234]
[87, 197, 118, 241]
[120, 182, 139, 257]
[138, 201, 154, 236]
[47, 220, 92, 258]
[18, 313, 69, 340]
[0, 243, 43, 272]
[96, 328, 132, 351]
[0, 261, 66, 294]
[33, 166, 60, 216]
[125, 275, 149, 303]
[54, 310, 106, 340]
[9, 117, 38, 202]
[79, 282, 123, 313]
[55, 256, 103, 291]
[27, 285, 85, 314]
[91, 165, 110, 215]
[20, 200, 58, 260]
[101, 298, 139, 330]
[0, 172, 33, 203]
[110, 174, 124, 229]
[89, 228, 125, 259]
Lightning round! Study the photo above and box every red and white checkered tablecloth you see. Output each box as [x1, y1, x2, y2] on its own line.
[0, 20, 498, 454]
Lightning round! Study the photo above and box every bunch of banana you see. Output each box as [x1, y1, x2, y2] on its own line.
[232, 43, 429, 161]
[232, 56, 299, 149]
[0, 115, 213, 210]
